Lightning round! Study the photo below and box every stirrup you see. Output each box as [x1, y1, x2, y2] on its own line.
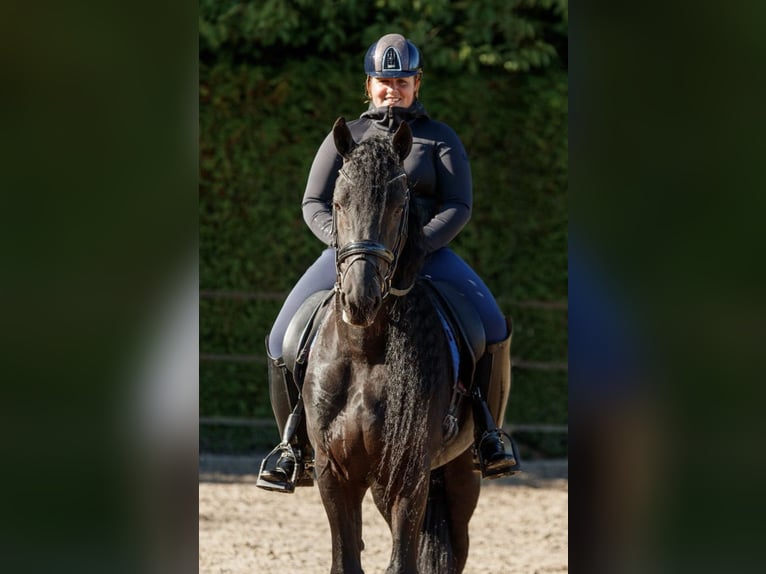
[475, 429, 521, 479]
[256, 444, 300, 493]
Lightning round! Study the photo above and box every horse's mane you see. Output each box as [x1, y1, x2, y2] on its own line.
[380, 280, 449, 502]
[392, 196, 428, 292]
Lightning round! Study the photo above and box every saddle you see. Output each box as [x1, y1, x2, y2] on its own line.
[421, 278, 486, 387]
[282, 289, 334, 388]
[420, 278, 486, 443]
[281, 280, 486, 444]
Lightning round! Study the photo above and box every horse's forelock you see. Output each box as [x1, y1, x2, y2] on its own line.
[347, 137, 401, 186]
[335, 136, 403, 219]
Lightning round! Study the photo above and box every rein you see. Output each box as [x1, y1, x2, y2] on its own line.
[333, 169, 410, 301]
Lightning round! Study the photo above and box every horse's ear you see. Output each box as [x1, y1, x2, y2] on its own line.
[392, 121, 412, 162]
[333, 117, 356, 159]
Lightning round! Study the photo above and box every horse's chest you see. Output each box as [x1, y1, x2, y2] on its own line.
[306, 361, 388, 450]
[338, 362, 387, 425]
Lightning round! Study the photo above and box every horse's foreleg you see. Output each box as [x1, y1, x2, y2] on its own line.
[385, 479, 430, 574]
[315, 456, 367, 574]
[441, 448, 481, 573]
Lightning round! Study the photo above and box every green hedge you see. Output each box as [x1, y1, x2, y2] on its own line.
[200, 1, 568, 456]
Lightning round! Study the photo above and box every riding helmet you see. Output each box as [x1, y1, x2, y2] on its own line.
[364, 33, 422, 78]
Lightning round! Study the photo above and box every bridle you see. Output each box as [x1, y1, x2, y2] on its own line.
[333, 168, 410, 301]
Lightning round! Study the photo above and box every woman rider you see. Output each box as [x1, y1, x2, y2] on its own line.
[258, 33, 519, 490]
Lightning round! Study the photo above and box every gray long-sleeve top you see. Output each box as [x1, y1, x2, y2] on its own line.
[301, 101, 472, 254]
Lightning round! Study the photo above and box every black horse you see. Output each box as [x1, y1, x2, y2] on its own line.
[302, 117, 485, 574]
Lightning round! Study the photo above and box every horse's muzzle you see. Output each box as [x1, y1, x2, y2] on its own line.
[339, 263, 384, 327]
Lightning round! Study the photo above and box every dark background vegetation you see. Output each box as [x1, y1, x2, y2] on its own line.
[199, 0, 568, 457]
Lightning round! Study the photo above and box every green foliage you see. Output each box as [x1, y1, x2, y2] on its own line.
[200, 360, 268, 417]
[515, 430, 568, 460]
[200, 424, 279, 453]
[508, 305, 568, 362]
[199, 1, 568, 456]
[509, 370, 567, 424]
[199, 0, 567, 74]
[200, 297, 280, 353]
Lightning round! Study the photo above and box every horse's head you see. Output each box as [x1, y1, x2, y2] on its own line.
[331, 116, 413, 327]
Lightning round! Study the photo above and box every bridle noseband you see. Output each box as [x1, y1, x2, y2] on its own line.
[333, 169, 410, 301]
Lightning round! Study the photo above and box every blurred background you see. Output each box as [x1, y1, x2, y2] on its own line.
[6, 1, 765, 573]
[198, 0, 570, 461]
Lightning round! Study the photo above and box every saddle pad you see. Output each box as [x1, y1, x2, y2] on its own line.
[435, 305, 460, 385]
[428, 280, 486, 363]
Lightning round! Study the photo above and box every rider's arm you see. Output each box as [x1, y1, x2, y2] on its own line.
[422, 125, 473, 254]
[302, 131, 343, 246]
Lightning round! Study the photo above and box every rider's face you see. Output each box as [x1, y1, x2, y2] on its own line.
[367, 76, 419, 109]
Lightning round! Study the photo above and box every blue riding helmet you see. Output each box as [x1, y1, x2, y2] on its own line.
[364, 33, 422, 78]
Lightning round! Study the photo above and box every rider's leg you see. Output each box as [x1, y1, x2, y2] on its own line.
[422, 248, 519, 478]
[472, 322, 520, 477]
[258, 348, 303, 485]
[421, 248, 508, 343]
[258, 248, 335, 489]
[267, 247, 336, 358]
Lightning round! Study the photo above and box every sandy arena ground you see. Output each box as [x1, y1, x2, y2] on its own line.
[200, 455, 567, 573]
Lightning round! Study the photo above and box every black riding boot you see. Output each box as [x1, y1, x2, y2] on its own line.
[472, 322, 521, 479]
[256, 345, 312, 493]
